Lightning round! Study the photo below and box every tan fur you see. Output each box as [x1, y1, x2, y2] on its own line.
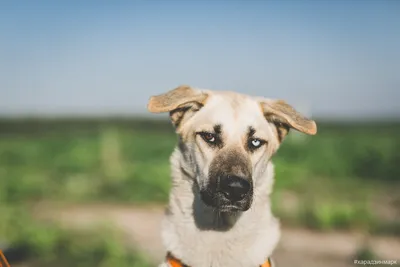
[147, 85, 209, 129]
[259, 99, 317, 136]
[147, 85, 317, 267]
[147, 85, 209, 113]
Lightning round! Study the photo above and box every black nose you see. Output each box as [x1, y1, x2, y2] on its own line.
[219, 176, 251, 202]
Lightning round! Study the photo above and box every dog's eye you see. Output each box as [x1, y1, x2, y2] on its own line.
[199, 132, 216, 143]
[251, 139, 261, 147]
[248, 138, 266, 150]
[197, 132, 219, 145]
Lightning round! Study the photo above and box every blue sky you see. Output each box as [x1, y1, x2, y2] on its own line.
[1, 0, 399, 119]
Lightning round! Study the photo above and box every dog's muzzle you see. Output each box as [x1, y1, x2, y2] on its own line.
[201, 174, 253, 212]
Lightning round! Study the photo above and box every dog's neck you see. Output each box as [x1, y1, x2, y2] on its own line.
[160, 147, 281, 267]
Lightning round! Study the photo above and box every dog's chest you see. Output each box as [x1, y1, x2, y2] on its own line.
[162, 215, 280, 267]
[181, 232, 261, 267]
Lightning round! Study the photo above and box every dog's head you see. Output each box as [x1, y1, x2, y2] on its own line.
[148, 85, 317, 212]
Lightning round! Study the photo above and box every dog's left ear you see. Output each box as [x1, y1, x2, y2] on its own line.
[147, 85, 209, 128]
[259, 99, 317, 142]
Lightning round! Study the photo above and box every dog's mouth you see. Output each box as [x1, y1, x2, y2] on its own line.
[215, 205, 244, 213]
[200, 190, 252, 212]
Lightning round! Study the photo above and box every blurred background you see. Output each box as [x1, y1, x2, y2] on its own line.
[0, 1, 399, 266]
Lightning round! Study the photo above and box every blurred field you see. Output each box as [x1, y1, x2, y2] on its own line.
[0, 118, 399, 266]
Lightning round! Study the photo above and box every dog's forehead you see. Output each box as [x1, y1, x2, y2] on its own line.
[196, 91, 267, 133]
[207, 91, 259, 112]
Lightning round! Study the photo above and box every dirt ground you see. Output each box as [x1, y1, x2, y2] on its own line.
[35, 203, 400, 267]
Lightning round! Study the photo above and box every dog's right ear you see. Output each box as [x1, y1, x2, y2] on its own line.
[147, 85, 209, 128]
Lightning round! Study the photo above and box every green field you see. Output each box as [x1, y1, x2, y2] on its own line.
[0, 118, 399, 266]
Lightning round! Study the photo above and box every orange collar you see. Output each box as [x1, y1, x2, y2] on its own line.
[166, 252, 273, 267]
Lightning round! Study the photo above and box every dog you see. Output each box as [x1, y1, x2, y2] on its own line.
[147, 85, 317, 267]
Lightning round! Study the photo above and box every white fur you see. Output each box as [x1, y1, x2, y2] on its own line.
[159, 148, 280, 267]
[151, 89, 305, 267]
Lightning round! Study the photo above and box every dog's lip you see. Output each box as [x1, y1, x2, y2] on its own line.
[216, 205, 245, 212]
[200, 190, 252, 212]
[200, 196, 240, 211]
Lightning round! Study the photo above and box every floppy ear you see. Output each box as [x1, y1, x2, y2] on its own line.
[259, 99, 317, 142]
[147, 85, 209, 128]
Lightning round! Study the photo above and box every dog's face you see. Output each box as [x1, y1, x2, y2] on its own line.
[148, 85, 316, 212]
